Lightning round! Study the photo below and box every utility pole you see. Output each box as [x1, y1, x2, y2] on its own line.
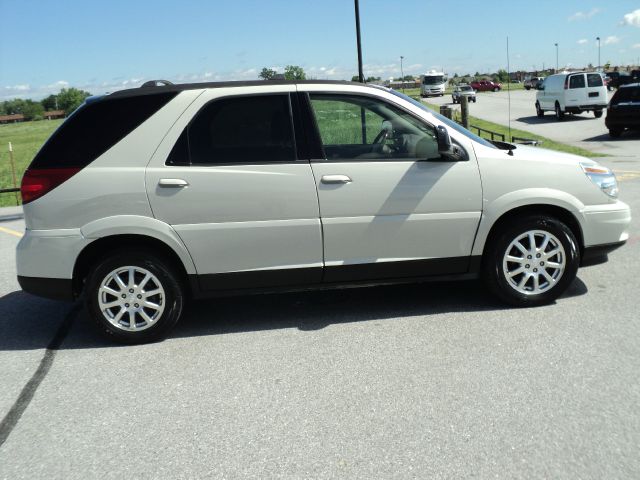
[555, 43, 559, 71]
[354, 0, 364, 83]
[596, 37, 601, 71]
[400, 56, 405, 92]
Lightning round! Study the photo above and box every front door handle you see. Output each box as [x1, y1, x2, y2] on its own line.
[321, 175, 352, 184]
[158, 178, 189, 188]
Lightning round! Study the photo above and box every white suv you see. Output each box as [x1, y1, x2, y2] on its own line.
[17, 80, 630, 343]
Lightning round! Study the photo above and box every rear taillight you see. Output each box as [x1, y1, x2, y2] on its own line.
[21, 168, 81, 204]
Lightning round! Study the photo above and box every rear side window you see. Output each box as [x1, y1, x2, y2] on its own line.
[30, 92, 177, 169]
[569, 75, 586, 89]
[186, 95, 295, 165]
[611, 87, 640, 104]
[587, 74, 603, 87]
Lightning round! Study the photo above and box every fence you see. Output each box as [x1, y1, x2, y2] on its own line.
[1, 142, 20, 205]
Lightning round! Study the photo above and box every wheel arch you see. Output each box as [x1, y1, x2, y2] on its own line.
[474, 203, 585, 261]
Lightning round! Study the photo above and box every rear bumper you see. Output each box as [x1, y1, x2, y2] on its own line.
[17, 275, 74, 301]
[605, 115, 640, 129]
[565, 104, 606, 113]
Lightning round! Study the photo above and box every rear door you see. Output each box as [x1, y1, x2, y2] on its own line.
[585, 72, 607, 106]
[566, 73, 587, 108]
[146, 88, 323, 291]
[301, 89, 483, 283]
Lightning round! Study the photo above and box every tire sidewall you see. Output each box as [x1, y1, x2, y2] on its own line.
[85, 251, 184, 343]
[485, 216, 579, 307]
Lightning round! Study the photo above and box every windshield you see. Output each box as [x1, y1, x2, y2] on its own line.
[388, 89, 496, 149]
[422, 75, 444, 85]
[460, 86, 472, 91]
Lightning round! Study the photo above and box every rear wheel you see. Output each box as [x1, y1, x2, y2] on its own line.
[609, 128, 623, 138]
[85, 251, 184, 344]
[535, 102, 544, 117]
[594, 110, 603, 118]
[555, 102, 564, 120]
[483, 215, 579, 307]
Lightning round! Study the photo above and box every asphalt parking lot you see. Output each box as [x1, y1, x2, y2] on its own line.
[427, 89, 640, 157]
[1, 159, 639, 478]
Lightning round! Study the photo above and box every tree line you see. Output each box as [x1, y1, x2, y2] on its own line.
[0, 87, 91, 120]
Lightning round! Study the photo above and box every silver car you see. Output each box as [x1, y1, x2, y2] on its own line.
[16, 80, 631, 343]
[452, 84, 477, 104]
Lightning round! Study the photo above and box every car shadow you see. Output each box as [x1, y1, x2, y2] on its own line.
[516, 114, 595, 125]
[0, 277, 589, 351]
[582, 131, 640, 142]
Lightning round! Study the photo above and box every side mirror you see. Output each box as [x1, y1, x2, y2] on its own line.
[436, 125, 467, 161]
[537, 84, 545, 91]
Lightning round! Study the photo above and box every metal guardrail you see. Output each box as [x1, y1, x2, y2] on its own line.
[470, 125, 505, 142]
[0, 187, 19, 194]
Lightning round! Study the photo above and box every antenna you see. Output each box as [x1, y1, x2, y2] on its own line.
[506, 36, 511, 142]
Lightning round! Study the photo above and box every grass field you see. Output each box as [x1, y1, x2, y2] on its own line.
[0, 119, 62, 206]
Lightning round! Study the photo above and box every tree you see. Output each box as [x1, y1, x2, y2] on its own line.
[41, 94, 58, 111]
[496, 69, 509, 82]
[22, 100, 44, 120]
[259, 67, 277, 80]
[57, 87, 91, 115]
[351, 75, 361, 82]
[284, 65, 306, 80]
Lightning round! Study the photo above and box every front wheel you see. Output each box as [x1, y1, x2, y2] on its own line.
[555, 103, 564, 120]
[85, 251, 185, 344]
[493, 87, 499, 92]
[535, 102, 544, 117]
[482, 215, 579, 307]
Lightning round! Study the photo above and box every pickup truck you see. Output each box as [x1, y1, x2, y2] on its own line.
[524, 77, 544, 90]
[470, 80, 502, 92]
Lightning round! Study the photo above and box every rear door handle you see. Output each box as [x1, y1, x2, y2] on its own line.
[321, 175, 352, 184]
[158, 178, 189, 188]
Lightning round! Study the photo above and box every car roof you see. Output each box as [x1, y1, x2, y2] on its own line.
[106, 79, 367, 100]
[619, 82, 640, 89]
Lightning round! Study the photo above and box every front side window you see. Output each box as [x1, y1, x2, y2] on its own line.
[185, 94, 295, 165]
[310, 94, 440, 161]
[569, 75, 586, 89]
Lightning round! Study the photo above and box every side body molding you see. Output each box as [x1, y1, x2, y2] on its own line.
[471, 188, 586, 256]
[80, 215, 197, 274]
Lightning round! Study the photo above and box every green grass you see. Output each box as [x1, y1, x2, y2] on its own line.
[0, 119, 62, 206]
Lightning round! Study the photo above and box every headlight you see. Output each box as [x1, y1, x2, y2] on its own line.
[580, 162, 619, 198]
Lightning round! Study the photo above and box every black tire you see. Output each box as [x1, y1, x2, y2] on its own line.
[609, 128, 623, 138]
[594, 110, 603, 118]
[555, 102, 564, 120]
[482, 215, 580, 307]
[535, 102, 544, 118]
[525, 86, 531, 91]
[85, 250, 184, 344]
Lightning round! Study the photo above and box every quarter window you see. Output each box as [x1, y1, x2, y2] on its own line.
[185, 95, 295, 165]
[587, 73, 603, 87]
[569, 75, 586, 89]
[309, 94, 440, 161]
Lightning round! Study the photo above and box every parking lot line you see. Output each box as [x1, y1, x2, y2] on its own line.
[0, 226, 23, 238]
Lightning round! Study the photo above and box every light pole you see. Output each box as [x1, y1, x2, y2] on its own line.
[400, 56, 405, 92]
[554, 43, 559, 71]
[354, 0, 364, 83]
[596, 36, 601, 71]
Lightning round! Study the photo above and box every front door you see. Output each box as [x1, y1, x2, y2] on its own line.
[303, 91, 483, 283]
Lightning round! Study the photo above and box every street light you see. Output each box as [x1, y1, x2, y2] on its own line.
[554, 43, 559, 71]
[596, 36, 601, 71]
[400, 56, 405, 92]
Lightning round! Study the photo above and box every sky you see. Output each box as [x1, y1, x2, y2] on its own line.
[1, 0, 640, 100]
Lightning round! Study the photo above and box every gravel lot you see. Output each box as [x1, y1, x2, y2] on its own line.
[1, 159, 639, 479]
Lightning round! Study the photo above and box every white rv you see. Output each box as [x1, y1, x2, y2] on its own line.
[420, 70, 448, 97]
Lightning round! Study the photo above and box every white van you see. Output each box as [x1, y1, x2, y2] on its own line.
[535, 72, 608, 120]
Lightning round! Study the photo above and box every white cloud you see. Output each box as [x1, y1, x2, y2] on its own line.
[621, 9, 640, 27]
[568, 8, 601, 21]
[577, 38, 588, 45]
[604, 35, 620, 45]
[633, 43, 640, 49]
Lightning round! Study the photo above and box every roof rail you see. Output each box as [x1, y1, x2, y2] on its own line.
[140, 80, 174, 88]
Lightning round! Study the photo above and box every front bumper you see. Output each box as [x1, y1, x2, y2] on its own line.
[579, 200, 630, 266]
[581, 240, 626, 267]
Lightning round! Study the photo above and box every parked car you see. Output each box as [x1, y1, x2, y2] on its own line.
[535, 71, 608, 120]
[605, 71, 634, 89]
[470, 80, 502, 92]
[452, 84, 477, 103]
[605, 82, 640, 138]
[524, 77, 544, 90]
[17, 80, 630, 343]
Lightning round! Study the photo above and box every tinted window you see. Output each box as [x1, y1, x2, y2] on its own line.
[569, 75, 586, 89]
[30, 92, 177, 169]
[587, 73, 603, 87]
[188, 95, 295, 164]
[612, 87, 640, 104]
[310, 94, 440, 161]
